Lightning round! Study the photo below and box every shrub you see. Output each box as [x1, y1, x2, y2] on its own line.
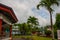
[45, 30, 52, 37]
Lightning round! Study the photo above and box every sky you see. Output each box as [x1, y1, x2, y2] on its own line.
[0, 0, 60, 27]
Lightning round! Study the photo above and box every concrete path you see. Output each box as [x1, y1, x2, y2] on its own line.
[2, 38, 10, 40]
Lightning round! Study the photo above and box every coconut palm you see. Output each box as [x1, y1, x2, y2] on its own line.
[37, 0, 59, 40]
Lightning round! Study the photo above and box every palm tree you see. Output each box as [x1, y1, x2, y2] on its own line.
[37, 0, 59, 40]
[27, 16, 39, 27]
[27, 16, 39, 35]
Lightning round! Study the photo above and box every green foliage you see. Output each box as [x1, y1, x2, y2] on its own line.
[45, 30, 51, 36]
[37, 0, 59, 12]
[19, 23, 30, 35]
[13, 36, 52, 40]
[27, 16, 39, 34]
[27, 16, 39, 27]
[53, 24, 58, 39]
[56, 14, 60, 29]
[37, 0, 59, 39]
[13, 16, 39, 35]
[13, 23, 32, 35]
[53, 14, 60, 39]
[43, 26, 52, 37]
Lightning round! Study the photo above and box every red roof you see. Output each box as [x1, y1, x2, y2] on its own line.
[0, 3, 18, 23]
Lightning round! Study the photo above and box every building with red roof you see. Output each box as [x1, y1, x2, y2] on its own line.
[0, 3, 18, 40]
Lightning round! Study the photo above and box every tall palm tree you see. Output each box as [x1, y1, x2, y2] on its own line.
[37, 0, 59, 40]
[27, 16, 39, 27]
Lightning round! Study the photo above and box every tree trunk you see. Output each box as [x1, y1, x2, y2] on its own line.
[50, 11, 54, 40]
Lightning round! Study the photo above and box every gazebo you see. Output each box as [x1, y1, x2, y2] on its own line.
[0, 3, 18, 40]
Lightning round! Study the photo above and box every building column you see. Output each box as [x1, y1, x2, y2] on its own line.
[0, 19, 2, 37]
[10, 25, 12, 40]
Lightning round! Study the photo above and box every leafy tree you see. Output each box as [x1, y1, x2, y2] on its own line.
[27, 16, 39, 34]
[37, 0, 59, 40]
[18, 23, 29, 35]
[15, 23, 32, 35]
[40, 27, 44, 34]
[13, 16, 39, 35]
[45, 30, 52, 37]
[54, 13, 60, 39]
[44, 25, 52, 37]
[53, 24, 57, 39]
[56, 14, 60, 29]
[27, 16, 39, 27]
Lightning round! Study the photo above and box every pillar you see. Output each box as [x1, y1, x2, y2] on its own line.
[0, 19, 2, 37]
[10, 25, 12, 40]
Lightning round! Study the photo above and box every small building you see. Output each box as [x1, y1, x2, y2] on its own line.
[0, 3, 18, 40]
[12, 26, 20, 35]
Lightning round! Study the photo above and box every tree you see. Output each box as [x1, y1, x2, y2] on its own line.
[27, 16, 39, 27]
[18, 23, 29, 35]
[53, 13, 60, 39]
[16, 23, 32, 35]
[56, 14, 60, 29]
[44, 25, 52, 37]
[27, 16, 39, 34]
[37, 0, 59, 40]
[53, 24, 57, 39]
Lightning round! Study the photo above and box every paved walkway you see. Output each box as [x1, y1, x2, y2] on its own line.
[13, 38, 33, 40]
[2, 38, 10, 40]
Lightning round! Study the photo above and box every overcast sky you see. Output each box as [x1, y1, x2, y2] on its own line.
[0, 0, 60, 27]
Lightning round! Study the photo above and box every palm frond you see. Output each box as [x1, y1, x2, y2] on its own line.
[54, 1, 59, 6]
[37, 0, 59, 12]
[50, 0, 59, 6]
[47, 7, 54, 12]
[37, 4, 41, 10]
[37, 0, 50, 10]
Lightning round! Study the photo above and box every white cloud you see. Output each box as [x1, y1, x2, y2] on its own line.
[0, 0, 57, 27]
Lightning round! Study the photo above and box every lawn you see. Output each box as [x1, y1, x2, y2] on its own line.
[32, 36, 52, 40]
[13, 36, 55, 40]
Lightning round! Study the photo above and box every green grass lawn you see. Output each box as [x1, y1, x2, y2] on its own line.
[13, 35, 55, 40]
[32, 36, 52, 40]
